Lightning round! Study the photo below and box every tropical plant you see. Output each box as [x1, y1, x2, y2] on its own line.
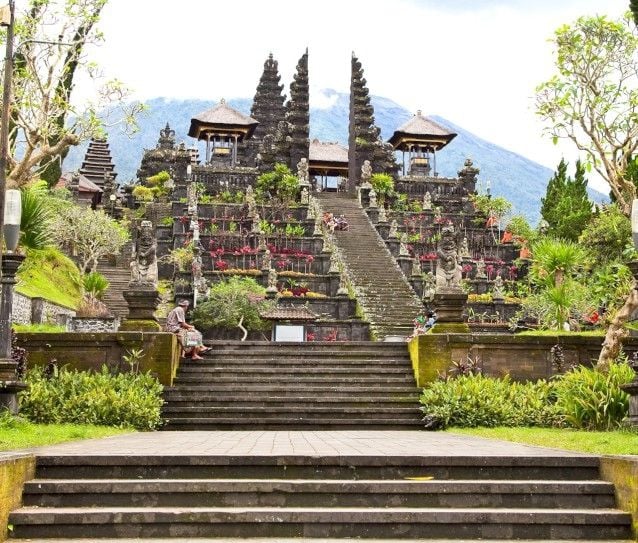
[49, 206, 130, 274]
[82, 271, 109, 300]
[132, 185, 154, 202]
[370, 173, 394, 203]
[190, 276, 274, 334]
[579, 204, 633, 267]
[19, 181, 53, 250]
[530, 238, 587, 288]
[18, 365, 163, 430]
[256, 163, 299, 204]
[164, 243, 195, 272]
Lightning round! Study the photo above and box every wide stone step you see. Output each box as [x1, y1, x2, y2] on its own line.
[161, 399, 420, 408]
[31, 455, 604, 482]
[10, 506, 631, 539]
[166, 384, 419, 395]
[11, 539, 635, 543]
[173, 375, 415, 385]
[186, 359, 412, 367]
[162, 406, 422, 419]
[177, 368, 414, 377]
[21, 479, 616, 509]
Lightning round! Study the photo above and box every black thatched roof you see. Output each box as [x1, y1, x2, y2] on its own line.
[188, 99, 258, 141]
[388, 111, 457, 151]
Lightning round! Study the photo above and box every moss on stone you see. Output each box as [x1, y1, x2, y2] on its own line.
[119, 319, 162, 332]
[599, 456, 638, 538]
[0, 454, 36, 540]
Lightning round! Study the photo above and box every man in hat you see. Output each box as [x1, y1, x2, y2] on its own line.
[165, 299, 211, 360]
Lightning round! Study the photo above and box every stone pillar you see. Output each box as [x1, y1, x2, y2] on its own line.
[120, 287, 161, 331]
[432, 289, 469, 332]
[30, 297, 45, 324]
[0, 253, 27, 413]
[396, 255, 413, 277]
[622, 261, 638, 427]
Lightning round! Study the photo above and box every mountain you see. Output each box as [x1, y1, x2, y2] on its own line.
[63, 92, 606, 223]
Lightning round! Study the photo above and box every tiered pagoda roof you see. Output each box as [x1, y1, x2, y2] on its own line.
[79, 138, 117, 188]
[188, 99, 258, 141]
[388, 111, 457, 151]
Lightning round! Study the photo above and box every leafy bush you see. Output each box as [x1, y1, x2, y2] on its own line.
[82, 271, 109, 300]
[256, 163, 299, 203]
[19, 365, 163, 430]
[553, 363, 633, 430]
[420, 374, 559, 429]
[20, 181, 53, 250]
[370, 173, 394, 202]
[132, 185, 155, 202]
[191, 276, 274, 332]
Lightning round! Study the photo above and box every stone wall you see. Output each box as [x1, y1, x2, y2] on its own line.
[11, 293, 76, 326]
[69, 317, 118, 333]
[0, 453, 36, 541]
[599, 456, 638, 538]
[17, 332, 180, 386]
[408, 332, 638, 386]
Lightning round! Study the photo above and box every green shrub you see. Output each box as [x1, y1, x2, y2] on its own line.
[82, 271, 109, 300]
[19, 365, 163, 430]
[191, 276, 274, 332]
[371, 173, 394, 202]
[132, 185, 154, 202]
[256, 163, 299, 203]
[553, 363, 633, 430]
[420, 374, 559, 429]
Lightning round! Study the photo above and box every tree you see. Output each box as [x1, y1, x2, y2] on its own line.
[540, 159, 592, 241]
[2, 0, 142, 188]
[536, 13, 638, 369]
[535, 15, 638, 215]
[49, 206, 129, 274]
[579, 204, 633, 266]
[255, 163, 299, 204]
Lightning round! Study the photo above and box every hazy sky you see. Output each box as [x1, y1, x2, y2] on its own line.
[85, 0, 627, 190]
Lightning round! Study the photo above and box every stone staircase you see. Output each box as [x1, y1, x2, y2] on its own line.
[8, 450, 633, 540]
[96, 241, 134, 318]
[162, 341, 423, 430]
[317, 192, 423, 339]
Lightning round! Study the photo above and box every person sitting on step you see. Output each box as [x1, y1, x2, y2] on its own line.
[165, 299, 212, 360]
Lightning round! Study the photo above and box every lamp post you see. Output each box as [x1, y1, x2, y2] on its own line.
[0, 189, 24, 412]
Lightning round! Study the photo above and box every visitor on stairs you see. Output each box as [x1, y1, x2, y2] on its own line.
[165, 299, 212, 360]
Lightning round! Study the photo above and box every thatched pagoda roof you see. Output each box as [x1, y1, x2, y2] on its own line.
[188, 99, 258, 141]
[388, 111, 457, 151]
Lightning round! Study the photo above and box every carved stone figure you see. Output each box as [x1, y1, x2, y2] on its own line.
[435, 226, 462, 289]
[297, 157, 309, 183]
[476, 258, 487, 279]
[378, 206, 387, 223]
[422, 191, 432, 210]
[192, 251, 207, 296]
[300, 187, 309, 205]
[329, 251, 340, 274]
[492, 275, 505, 300]
[368, 188, 378, 208]
[186, 181, 197, 216]
[261, 249, 272, 271]
[434, 206, 442, 221]
[459, 236, 470, 258]
[336, 270, 349, 296]
[361, 160, 372, 188]
[266, 267, 278, 293]
[130, 220, 158, 287]
[389, 219, 399, 239]
[411, 257, 421, 277]
[246, 186, 257, 218]
[422, 272, 436, 302]
[257, 233, 267, 252]
[251, 212, 262, 234]
[399, 233, 410, 256]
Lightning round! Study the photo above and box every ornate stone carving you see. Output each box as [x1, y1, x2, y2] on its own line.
[476, 258, 487, 279]
[368, 188, 378, 208]
[361, 160, 372, 188]
[459, 236, 470, 258]
[422, 272, 436, 303]
[422, 191, 432, 210]
[378, 206, 387, 223]
[130, 220, 158, 287]
[492, 275, 505, 300]
[300, 187, 309, 205]
[158, 122, 176, 150]
[186, 182, 197, 216]
[297, 157, 309, 183]
[261, 249, 272, 271]
[399, 233, 410, 256]
[329, 252, 340, 274]
[411, 257, 421, 277]
[252, 212, 262, 234]
[435, 226, 462, 289]
[337, 270, 349, 296]
[389, 219, 399, 239]
[246, 185, 257, 219]
[266, 267, 278, 293]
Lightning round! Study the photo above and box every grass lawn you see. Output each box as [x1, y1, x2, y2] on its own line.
[0, 419, 132, 451]
[449, 427, 638, 455]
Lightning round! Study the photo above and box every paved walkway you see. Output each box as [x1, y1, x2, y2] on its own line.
[12, 431, 591, 458]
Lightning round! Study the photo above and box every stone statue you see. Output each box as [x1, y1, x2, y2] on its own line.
[492, 274, 505, 300]
[313, 215, 323, 236]
[257, 233, 267, 252]
[378, 206, 387, 223]
[368, 188, 378, 208]
[459, 236, 470, 258]
[297, 157, 309, 183]
[361, 160, 372, 188]
[476, 258, 487, 279]
[423, 191, 432, 211]
[251, 212, 262, 234]
[329, 251, 340, 274]
[411, 257, 421, 277]
[192, 251, 207, 296]
[266, 267, 278, 293]
[187, 181, 197, 216]
[261, 249, 272, 271]
[389, 219, 399, 239]
[130, 220, 158, 287]
[246, 185, 257, 218]
[422, 271, 436, 302]
[399, 233, 410, 256]
[435, 225, 462, 289]
[300, 187, 309, 205]
[336, 270, 349, 296]
[434, 206, 442, 221]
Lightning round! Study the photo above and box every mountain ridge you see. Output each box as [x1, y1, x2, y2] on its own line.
[63, 92, 605, 222]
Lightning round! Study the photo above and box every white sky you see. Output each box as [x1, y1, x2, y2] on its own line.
[85, 0, 627, 191]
